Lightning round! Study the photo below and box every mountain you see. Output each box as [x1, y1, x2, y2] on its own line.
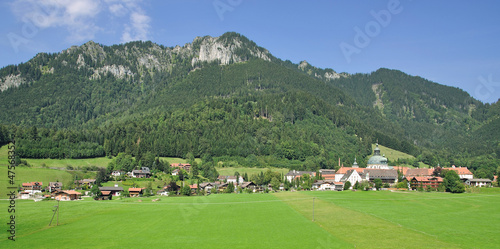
[0, 32, 498, 176]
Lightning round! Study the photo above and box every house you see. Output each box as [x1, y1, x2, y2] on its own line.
[313, 180, 335, 191]
[407, 176, 443, 190]
[22, 182, 43, 194]
[443, 166, 473, 180]
[466, 179, 492, 187]
[240, 181, 257, 192]
[189, 184, 198, 194]
[156, 189, 169, 196]
[19, 191, 31, 199]
[74, 179, 96, 189]
[54, 190, 82, 201]
[170, 163, 191, 172]
[216, 182, 228, 192]
[48, 182, 63, 192]
[200, 182, 216, 192]
[111, 170, 125, 177]
[172, 168, 180, 176]
[219, 175, 244, 184]
[128, 187, 145, 197]
[365, 169, 398, 183]
[340, 170, 364, 188]
[334, 182, 345, 191]
[132, 167, 151, 178]
[99, 186, 124, 196]
[285, 170, 316, 182]
[319, 169, 336, 181]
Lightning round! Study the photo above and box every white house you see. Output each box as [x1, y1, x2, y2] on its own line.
[313, 180, 335, 191]
[466, 178, 492, 187]
[285, 170, 315, 182]
[226, 176, 244, 184]
[340, 170, 364, 189]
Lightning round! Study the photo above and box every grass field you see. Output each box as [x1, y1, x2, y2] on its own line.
[1, 191, 499, 248]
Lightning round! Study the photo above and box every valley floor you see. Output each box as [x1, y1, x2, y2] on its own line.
[1, 191, 498, 248]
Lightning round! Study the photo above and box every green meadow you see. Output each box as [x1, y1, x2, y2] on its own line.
[1, 191, 499, 248]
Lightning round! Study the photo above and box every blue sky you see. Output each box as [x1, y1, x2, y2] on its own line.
[1, 0, 500, 103]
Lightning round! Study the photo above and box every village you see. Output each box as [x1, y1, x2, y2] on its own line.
[17, 144, 496, 201]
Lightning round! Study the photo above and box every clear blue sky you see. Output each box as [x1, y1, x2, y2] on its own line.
[1, 0, 500, 103]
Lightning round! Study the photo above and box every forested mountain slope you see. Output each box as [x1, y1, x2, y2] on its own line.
[0, 32, 498, 176]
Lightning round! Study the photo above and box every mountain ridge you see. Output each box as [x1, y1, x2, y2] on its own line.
[0, 32, 498, 178]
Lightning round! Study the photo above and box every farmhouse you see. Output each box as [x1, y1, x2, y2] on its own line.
[22, 182, 43, 194]
[99, 186, 124, 196]
[132, 167, 151, 178]
[465, 179, 492, 187]
[312, 180, 335, 190]
[200, 182, 215, 192]
[129, 188, 145, 197]
[170, 163, 191, 172]
[285, 170, 316, 182]
[75, 179, 96, 189]
[111, 170, 125, 177]
[48, 182, 63, 192]
[219, 175, 244, 184]
[189, 184, 198, 194]
[407, 176, 443, 190]
[19, 191, 31, 199]
[172, 168, 180, 176]
[54, 190, 82, 201]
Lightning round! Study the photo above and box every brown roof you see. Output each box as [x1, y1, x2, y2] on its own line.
[101, 191, 111, 195]
[406, 168, 434, 177]
[63, 190, 81, 195]
[128, 188, 144, 192]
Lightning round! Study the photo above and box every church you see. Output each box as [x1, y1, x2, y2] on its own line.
[366, 143, 392, 169]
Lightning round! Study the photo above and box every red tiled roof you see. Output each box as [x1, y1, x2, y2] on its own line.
[128, 188, 144, 192]
[63, 190, 81, 195]
[406, 176, 443, 182]
[189, 184, 198, 189]
[101, 191, 111, 195]
[336, 167, 364, 174]
[22, 182, 43, 187]
[444, 166, 472, 175]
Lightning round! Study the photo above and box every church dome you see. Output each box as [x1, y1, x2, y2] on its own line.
[367, 143, 388, 165]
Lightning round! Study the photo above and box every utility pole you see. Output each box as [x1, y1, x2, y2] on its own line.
[49, 200, 60, 226]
